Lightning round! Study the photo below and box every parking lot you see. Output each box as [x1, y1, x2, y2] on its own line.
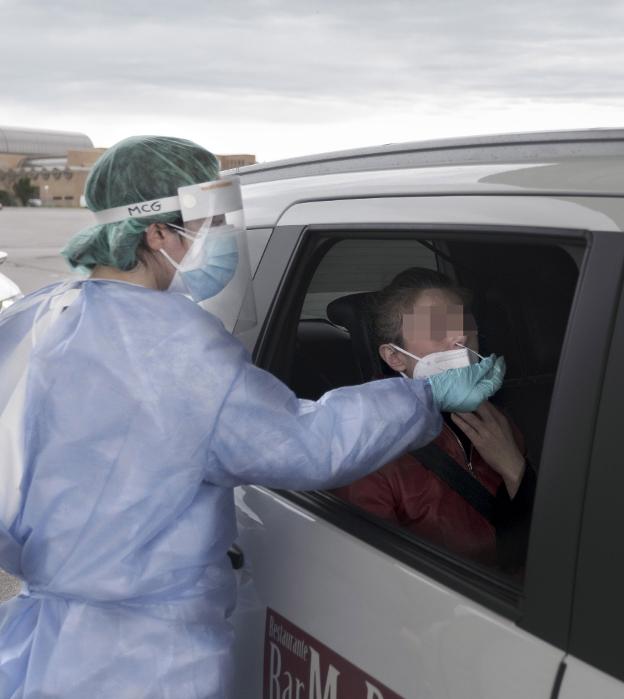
[0, 206, 95, 294]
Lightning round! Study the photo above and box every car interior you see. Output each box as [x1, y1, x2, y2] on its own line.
[267, 233, 584, 572]
[287, 236, 582, 470]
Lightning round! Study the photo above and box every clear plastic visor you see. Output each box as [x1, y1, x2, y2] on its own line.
[177, 177, 256, 334]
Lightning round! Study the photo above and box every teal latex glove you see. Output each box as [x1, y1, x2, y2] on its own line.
[427, 355, 506, 412]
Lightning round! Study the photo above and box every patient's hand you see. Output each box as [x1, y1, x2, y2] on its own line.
[451, 401, 525, 498]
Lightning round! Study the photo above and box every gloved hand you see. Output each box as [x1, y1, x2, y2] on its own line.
[427, 355, 506, 412]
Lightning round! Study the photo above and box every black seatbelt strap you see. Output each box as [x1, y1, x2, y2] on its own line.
[409, 443, 497, 525]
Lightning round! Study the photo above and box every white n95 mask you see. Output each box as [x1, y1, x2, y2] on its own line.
[390, 343, 479, 379]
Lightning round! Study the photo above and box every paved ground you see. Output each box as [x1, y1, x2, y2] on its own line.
[0, 573, 21, 602]
[0, 205, 95, 294]
[1, 207, 96, 600]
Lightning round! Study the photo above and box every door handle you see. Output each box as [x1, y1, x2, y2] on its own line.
[550, 661, 566, 699]
[227, 544, 244, 570]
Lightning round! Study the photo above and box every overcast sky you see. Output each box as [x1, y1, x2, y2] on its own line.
[2, 0, 624, 161]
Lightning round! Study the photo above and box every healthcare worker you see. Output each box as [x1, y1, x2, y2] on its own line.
[0, 136, 505, 699]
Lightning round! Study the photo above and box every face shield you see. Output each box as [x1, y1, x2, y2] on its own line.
[93, 176, 256, 334]
[176, 177, 256, 333]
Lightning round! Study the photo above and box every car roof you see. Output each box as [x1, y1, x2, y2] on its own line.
[229, 129, 624, 228]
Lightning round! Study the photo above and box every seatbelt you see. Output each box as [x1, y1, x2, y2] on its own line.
[409, 442, 497, 525]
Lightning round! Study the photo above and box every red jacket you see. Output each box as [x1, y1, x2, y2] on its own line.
[333, 421, 524, 566]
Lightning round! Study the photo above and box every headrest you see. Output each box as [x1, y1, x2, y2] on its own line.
[327, 292, 384, 381]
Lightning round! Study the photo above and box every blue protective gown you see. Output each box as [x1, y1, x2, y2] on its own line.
[0, 280, 441, 699]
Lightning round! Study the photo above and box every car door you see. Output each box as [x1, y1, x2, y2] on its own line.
[230, 195, 622, 698]
[557, 268, 624, 698]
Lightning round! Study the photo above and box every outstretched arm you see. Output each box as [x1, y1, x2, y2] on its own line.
[207, 360, 443, 490]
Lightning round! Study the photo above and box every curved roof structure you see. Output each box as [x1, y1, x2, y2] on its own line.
[0, 126, 93, 157]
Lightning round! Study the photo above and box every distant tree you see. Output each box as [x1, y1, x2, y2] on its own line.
[13, 177, 38, 206]
[0, 189, 16, 206]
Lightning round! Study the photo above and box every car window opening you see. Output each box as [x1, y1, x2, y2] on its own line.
[266, 232, 582, 588]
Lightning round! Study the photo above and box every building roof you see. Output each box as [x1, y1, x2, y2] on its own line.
[0, 126, 93, 157]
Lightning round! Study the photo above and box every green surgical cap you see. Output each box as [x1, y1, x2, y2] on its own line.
[62, 135, 220, 271]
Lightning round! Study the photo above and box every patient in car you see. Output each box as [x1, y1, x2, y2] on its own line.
[333, 268, 535, 571]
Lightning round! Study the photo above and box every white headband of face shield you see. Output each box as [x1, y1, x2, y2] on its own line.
[93, 195, 181, 225]
[92, 178, 242, 226]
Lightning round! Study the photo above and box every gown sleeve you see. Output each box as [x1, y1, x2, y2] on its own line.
[204, 356, 443, 490]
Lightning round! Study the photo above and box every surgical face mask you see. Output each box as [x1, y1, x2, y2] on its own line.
[160, 224, 239, 302]
[390, 343, 481, 379]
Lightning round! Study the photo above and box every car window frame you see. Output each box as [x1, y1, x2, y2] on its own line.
[251, 222, 612, 652]
[568, 260, 624, 682]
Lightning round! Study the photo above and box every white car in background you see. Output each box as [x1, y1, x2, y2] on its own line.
[0, 252, 22, 312]
[226, 128, 624, 698]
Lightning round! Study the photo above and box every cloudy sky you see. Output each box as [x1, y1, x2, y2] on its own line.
[2, 0, 624, 161]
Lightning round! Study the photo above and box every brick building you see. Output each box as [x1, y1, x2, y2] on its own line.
[0, 126, 256, 208]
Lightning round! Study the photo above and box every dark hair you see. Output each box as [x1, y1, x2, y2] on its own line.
[371, 267, 472, 346]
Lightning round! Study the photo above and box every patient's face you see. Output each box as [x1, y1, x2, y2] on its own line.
[385, 288, 478, 375]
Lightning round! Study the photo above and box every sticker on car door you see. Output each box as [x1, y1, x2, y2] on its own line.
[264, 607, 402, 698]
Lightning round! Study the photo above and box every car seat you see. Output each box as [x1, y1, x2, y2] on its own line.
[326, 292, 386, 381]
[290, 292, 387, 400]
[291, 318, 360, 399]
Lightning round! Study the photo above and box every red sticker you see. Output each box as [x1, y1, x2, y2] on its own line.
[263, 607, 403, 699]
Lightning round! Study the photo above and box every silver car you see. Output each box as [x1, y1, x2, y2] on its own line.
[228, 128, 624, 699]
[0, 251, 22, 311]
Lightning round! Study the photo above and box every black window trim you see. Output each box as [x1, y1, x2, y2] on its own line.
[568, 262, 624, 682]
[252, 221, 613, 651]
